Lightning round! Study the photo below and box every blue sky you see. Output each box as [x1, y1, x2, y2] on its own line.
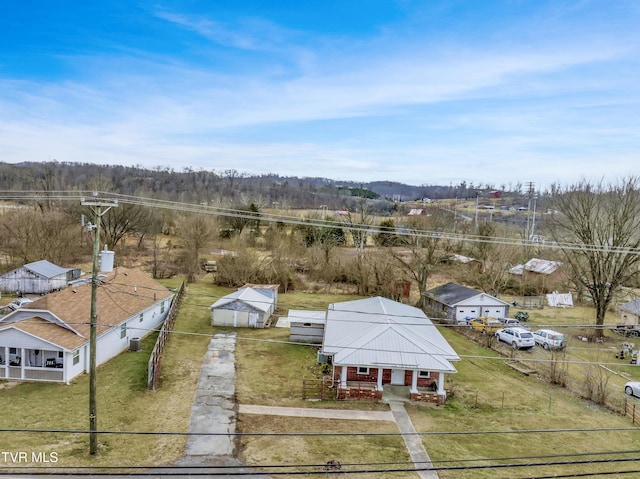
[1, 1, 639, 188]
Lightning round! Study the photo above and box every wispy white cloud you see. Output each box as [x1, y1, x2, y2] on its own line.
[1, 2, 639, 187]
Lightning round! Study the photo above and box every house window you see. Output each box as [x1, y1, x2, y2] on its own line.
[73, 350, 80, 365]
[9, 348, 16, 354]
[120, 323, 127, 339]
[58, 351, 64, 358]
[160, 301, 165, 313]
[357, 367, 369, 375]
[418, 371, 431, 378]
[139, 312, 144, 323]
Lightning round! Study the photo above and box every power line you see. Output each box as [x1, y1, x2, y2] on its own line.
[2, 190, 640, 254]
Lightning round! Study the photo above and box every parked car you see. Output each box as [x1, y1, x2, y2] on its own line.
[499, 318, 525, 328]
[625, 381, 640, 397]
[469, 317, 503, 334]
[495, 327, 535, 350]
[7, 298, 33, 311]
[532, 329, 566, 350]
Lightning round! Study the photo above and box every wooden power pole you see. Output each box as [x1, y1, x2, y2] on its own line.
[81, 194, 118, 455]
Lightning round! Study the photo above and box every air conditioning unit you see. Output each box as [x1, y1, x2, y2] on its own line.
[317, 351, 331, 364]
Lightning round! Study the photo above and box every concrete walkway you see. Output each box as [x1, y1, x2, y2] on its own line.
[389, 401, 439, 479]
[184, 333, 237, 457]
[180, 334, 438, 479]
[176, 332, 272, 478]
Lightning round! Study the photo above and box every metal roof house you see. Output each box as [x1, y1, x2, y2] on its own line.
[321, 297, 459, 404]
[509, 258, 562, 276]
[619, 299, 640, 329]
[508, 258, 565, 294]
[0, 266, 174, 383]
[209, 287, 277, 328]
[0, 260, 79, 295]
[423, 282, 511, 322]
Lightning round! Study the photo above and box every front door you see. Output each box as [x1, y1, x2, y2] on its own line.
[391, 369, 405, 385]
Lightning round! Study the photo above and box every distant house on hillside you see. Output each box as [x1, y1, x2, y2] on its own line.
[209, 285, 278, 328]
[408, 208, 427, 216]
[0, 260, 174, 384]
[423, 282, 510, 322]
[0, 260, 80, 295]
[509, 258, 565, 294]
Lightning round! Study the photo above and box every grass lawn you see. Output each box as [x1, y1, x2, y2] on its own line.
[5, 277, 640, 477]
[238, 415, 417, 479]
[236, 294, 640, 478]
[0, 278, 232, 468]
[409, 327, 640, 478]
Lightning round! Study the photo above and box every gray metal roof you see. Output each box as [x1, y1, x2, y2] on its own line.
[24, 260, 70, 279]
[423, 282, 482, 306]
[322, 297, 459, 372]
[287, 310, 326, 324]
[209, 287, 272, 312]
[621, 299, 640, 316]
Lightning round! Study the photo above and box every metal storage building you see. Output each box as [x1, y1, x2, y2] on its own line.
[0, 260, 77, 295]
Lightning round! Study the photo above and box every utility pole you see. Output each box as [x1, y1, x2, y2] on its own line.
[81, 194, 118, 455]
[525, 182, 535, 240]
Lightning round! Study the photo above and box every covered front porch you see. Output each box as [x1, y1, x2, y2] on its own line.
[334, 365, 447, 404]
[0, 346, 65, 382]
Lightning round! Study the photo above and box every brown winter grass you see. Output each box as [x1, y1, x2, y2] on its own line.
[3, 277, 639, 476]
[0, 278, 230, 469]
[237, 415, 417, 479]
[404, 327, 640, 479]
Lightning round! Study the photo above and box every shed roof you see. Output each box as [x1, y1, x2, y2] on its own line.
[522, 258, 561, 275]
[287, 310, 326, 324]
[209, 288, 272, 312]
[23, 260, 70, 279]
[621, 299, 640, 316]
[322, 297, 459, 372]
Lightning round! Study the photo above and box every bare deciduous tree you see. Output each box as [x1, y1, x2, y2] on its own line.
[548, 178, 640, 337]
[176, 214, 212, 283]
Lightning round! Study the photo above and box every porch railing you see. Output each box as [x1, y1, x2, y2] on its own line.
[0, 366, 64, 382]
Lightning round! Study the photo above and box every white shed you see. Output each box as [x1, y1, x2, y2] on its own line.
[288, 310, 326, 344]
[210, 288, 275, 328]
[0, 260, 76, 294]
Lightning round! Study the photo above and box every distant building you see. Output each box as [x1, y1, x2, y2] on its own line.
[0, 260, 80, 295]
[509, 258, 565, 294]
[423, 282, 510, 322]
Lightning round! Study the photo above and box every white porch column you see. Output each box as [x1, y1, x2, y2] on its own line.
[410, 370, 418, 393]
[340, 366, 348, 388]
[1, 347, 7, 378]
[377, 368, 383, 391]
[437, 373, 446, 397]
[20, 347, 25, 379]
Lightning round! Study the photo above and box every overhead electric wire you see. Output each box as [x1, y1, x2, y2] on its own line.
[1, 425, 639, 437]
[2, 190, 640, 254]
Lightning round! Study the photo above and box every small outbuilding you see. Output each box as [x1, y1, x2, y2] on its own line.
[209, 287, 276, 328]
[619, 299, 640, 329]
[0, 260, 79, 295]
[288, 310, 325, 344]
